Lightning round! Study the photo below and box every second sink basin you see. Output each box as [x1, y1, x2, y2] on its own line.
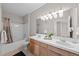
[56, 40, 74, 48]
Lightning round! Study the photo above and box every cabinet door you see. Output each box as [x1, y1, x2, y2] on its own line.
[29, 42, 34, 54]
[33, 45, 39, 56]
[39, 46, 48, 56]
[29, 39, 40, 55]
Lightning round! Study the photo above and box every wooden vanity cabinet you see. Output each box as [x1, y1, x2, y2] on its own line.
[29, 39, 78, 56]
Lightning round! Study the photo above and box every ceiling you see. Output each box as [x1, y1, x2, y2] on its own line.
[2, 3, 45, 16]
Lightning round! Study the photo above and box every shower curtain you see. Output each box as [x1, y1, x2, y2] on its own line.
[3, 17, 13, 43]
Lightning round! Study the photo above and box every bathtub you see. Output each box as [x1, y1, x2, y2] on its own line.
[0, 40, 28, 56]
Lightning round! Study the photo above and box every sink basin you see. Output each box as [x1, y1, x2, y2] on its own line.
[56, 38, 79, 48]
[56, 40, 74, 48]
[66, 41, 79, 46]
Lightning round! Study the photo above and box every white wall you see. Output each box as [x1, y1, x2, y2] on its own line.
[70, 8, 78, 39]
[2, 12, 23, 24]
[71, 7, 79, 39]
[2, 12, 24, 42]
[23, 15, 30, 41]
[0, 4, 2, 32]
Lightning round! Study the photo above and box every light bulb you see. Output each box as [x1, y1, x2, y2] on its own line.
[43, 15, 48, 20]
[40, 16, 45, 21]
[58, 10, 63, 18]
[52, 12, 57, 19]
[47, 14, 52, 19]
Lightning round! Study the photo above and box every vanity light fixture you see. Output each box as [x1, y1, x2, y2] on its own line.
[39, 8, 69, 21]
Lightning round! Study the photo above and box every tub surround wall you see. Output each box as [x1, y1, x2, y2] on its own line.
[2, 12, 24, 42]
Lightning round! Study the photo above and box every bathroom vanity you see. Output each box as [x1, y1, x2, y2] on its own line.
[29, 35, 79, 56]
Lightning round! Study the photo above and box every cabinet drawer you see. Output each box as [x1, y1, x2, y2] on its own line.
[48, 45, 77, 56]
[30, 39, 48, 48]
[47, 49, 61, 56]
[33, 45, 39, 56]
[30, 39, 39, 45]
[39, 42, 48, 48]
[29, 43, 34, 54]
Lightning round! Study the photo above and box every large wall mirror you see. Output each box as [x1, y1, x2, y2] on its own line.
[36, 8, 76, 38]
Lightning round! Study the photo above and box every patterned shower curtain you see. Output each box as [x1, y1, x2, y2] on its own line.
[3, 17, 13, 43]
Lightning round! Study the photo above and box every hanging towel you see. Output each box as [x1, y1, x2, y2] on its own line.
[1, 30, 8, 44]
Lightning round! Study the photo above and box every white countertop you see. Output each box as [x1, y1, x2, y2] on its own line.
[30, 34, 79, 55]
